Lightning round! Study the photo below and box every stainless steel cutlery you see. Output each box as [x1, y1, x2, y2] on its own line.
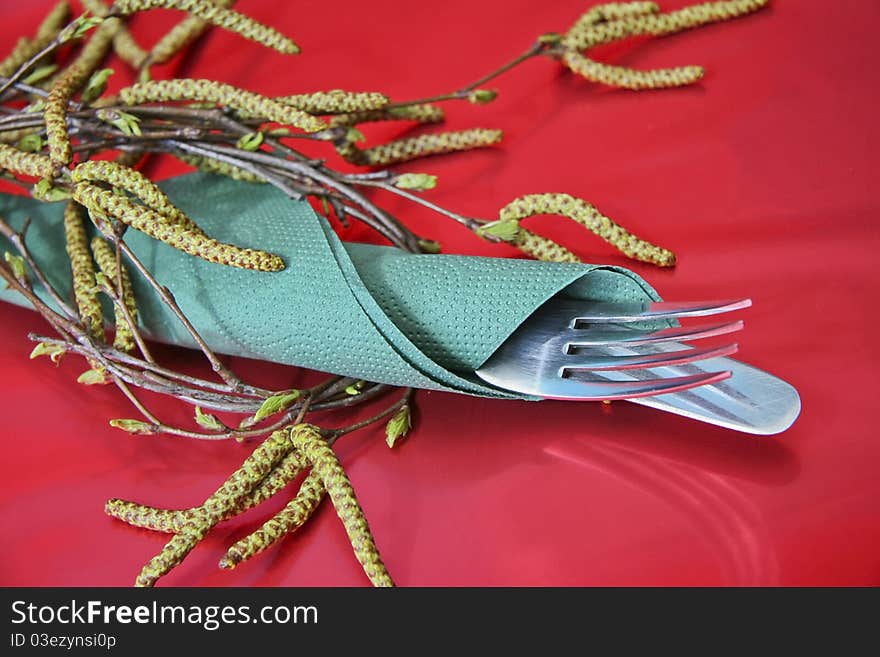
[475, 297, 800, 434]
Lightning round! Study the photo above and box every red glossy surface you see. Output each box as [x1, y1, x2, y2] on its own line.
[1, 0, 878, 586]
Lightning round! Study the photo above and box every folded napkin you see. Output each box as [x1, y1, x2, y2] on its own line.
[0, 173, 662, 399]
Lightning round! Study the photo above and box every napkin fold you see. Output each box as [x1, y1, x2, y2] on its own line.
[0, 173, 661, 399]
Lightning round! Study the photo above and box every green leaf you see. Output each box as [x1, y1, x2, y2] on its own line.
[345, 127, 365, 144]
[319, 196, 331, 217]
[4, 251, 27, 280]
[30, 342, 65, 363]
[537, 32, 563, 46]
[468, 89, 498, 104]
[344, 381, 366, 396]
[60, 14, 104, 43]
[81, 68, 113, 104]
[195, 406, 225, 432]
[23, 100, 45, 114]
[22, 64, 58, 86]
[476, 218, 521, 243]
[32, 178, 72, 201]
[394, 173, 438, 191]
[236, 132, 264, 151]
[16, 133, 45, 153]
[417, 239, 442, 254]
[97, 109, 141, 137]
[385, 404, 411, 448]
[116, 111, 142, 136]
[109, 418, 154, 435]
[252, 390, 301, 423]
[77, 368, 108, 385]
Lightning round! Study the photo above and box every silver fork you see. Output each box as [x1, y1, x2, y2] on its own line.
[474, 297, 751, 400]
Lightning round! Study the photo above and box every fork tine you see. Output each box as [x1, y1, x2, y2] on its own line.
[562, 343, 739, 372]
[570, 298, 751, 324]
[566, 320, 744, 349]
[557, 370, 733, 400]
[475, 296, 749, 401]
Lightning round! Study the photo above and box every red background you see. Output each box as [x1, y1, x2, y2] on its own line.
[1, 0, 877, 586]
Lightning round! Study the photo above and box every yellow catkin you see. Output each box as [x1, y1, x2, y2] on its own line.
[134, 528, 207, 588]
[81, 0, 149, 68]
[0, 126, 42, 146]
[73, 182, 285, 271]
[290, 424, 394, 588]
[117, 79, 326, 133]
[500, 193, 676, 266]
[135, 429, 294, 587]
[175, 152, 265, 182]
[0, 38, 38, 79]
[364, 128, 503, 165]
[147, 18, 206, 66]
[35, 1, 72, 42]
[45, 21, 118, 166]
[105, 498, 184, 533]
[329, 103, 446, 128]
[562, 49, 704, 89]
[44, 70, 76, 166]
[568, 1, 659, 33]
[220, 468, 325, 569]
[111, 27, 149, 68]
[72, 159, 205, 235]
[197, 430, 294, 524]
[90, 236, 138, 352]
[0, 143, 54, 178]
[63, 202, 105, 341]
[341, 128, 502, 166]
[275, 90, 389, 115]
[79, 1, 110, 18]
[563, 0, 769, 50]
[0, 2, 69, 77]
[106, 449, 307, 533]
[144, 0, 236, 66]
[113, 0, 300, 55]
[511, 229, 581, 263]
[244, 450, 308, 505]
[47, 17, 119, 85]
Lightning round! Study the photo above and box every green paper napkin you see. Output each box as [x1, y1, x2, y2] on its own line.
[0, 173, 662, 399]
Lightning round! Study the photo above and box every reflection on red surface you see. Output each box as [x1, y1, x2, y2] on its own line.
[1, 0, 878, 586]
[545, 437, 782, 585]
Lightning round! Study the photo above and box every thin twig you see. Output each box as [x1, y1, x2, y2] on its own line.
[384, 41, 548, 109]
[110, 235, 244, 391]
[0, 217, 80, 320]
[328, 388, 413, 444]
